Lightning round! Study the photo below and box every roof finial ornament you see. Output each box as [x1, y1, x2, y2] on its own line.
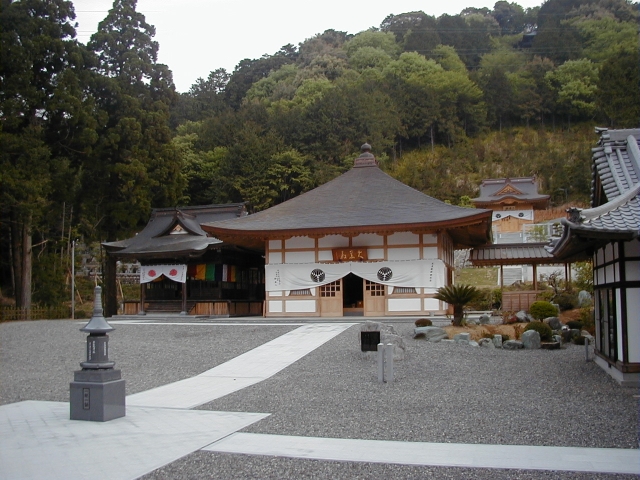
[566, 207, 583, 223]
[354, 143, 378, 168]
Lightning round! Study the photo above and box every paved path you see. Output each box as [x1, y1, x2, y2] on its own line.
[205, 432, 640, 475]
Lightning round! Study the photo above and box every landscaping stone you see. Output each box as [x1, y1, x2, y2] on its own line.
[453, 332, 470, 345]
[478, 314, 491, 325]
[465, 317, 478, 325]
[492, 334, 502, 348]
[541, 341, 561, 350]
[578, 290, 592, 307]
[413, 326, 448, 343]
[360, 321, 405, 360]
[521, 330, 541, 349]
[383, 333, 406, 361]
[503, 340, 524, 350]
[478, 338, 495, 349]
[544, 316, 563, 330]
[515, 310, 529, 322]
[553, 334, 562, 344]
[469, 340, 479, 347]
[581, 330, 594, 342]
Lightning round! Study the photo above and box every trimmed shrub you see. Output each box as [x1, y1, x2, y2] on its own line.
[524, 321, 553, 341]
[555, 292, 578, 311]
[572, 334, 586, 345]
[529, 301, 558, 320]
[415, 318, 433, 327]
[567, 320, 584, 330]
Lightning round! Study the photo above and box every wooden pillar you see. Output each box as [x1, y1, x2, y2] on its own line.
[138, 282, 146, 315]
[181, 280, 187, 315]
[533, 264, 538, 291]
[103, 254, 118, 317]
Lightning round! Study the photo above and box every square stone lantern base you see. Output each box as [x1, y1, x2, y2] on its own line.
[70, 369, 125, 422]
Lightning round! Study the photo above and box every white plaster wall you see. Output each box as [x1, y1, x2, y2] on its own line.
[388, 247, 420, 261]
[596, 267, 605, 286]
[606, 263, 615, 284]
[387, 232, 420, 245]
[318, 235, 348, 248]
[285, 236, 315, 249]
[285, 251, 315, 263]
[605, 243, 615, 263]
[625, 287, 640, 362]
[352, 233, 384, 247]
[625, 258, 640, 282]
[268, 300, 283, 313]
[269, 291, 283, 297]
[269, 239, 282, 250]
[617, 289, 624, 363]
[388, 298, 422, 312]
[268, 252, 282, 264]
[423, 246, 438, 259]
[423, 234, 437, 243]
[368, 248, 385, 260]
[424, 298, 440, 310]
[596, 248, 604, 265]
[318, 250, 333, 262]
[285, 300, 317, 313]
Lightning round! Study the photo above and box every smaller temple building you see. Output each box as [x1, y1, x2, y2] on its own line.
[550, 128, 640, 386]
[103, 204, 264, 317]
[472, 177, 550, 242]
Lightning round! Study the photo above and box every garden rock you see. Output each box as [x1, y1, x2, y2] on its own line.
[478, 338, 495, 349]
[469, 340, 479, 347]
[413, 326, 448, 343]
[578, 290, 592, 307]
[521, 330, 541, 349]
[544, 316, 563, 330]
[453, 332, 471, 345]
[360, 321, 405, 360]
[503, 340, 524, 350]
[581, 331, 594, 342]
[493, 334, 502, 348]
[466, 317, 478, 325]
[515, 310, 532, 322]
[553, 334, 562, 344]
[478, 314, 491, 325]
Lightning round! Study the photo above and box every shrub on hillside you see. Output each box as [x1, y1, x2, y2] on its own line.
[529, 301, 558, 320]
[524, 321, 553, 341]
[415, 318, 433, 327]
[555, 292, 578, 311]
[567, 320, 584, 330]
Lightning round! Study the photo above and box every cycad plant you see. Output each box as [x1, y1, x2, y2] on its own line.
[434, 284, 481, 326]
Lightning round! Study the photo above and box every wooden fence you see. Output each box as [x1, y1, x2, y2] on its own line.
[0, 305, 71, 322]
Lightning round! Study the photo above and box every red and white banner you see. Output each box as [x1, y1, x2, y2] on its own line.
[140, 265, 187, 283]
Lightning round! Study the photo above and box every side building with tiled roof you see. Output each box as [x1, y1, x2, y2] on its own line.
[550, 128, 640, 386]
[472, 177, 550, 242]
[203, 144, 492, 318]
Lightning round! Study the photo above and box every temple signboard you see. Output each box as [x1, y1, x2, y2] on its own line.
[332, 248, 367, 262]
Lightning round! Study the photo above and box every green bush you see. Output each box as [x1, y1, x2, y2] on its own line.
[567, 320, 584, 330]
[555, 292, 578, 312]
[529, 301, 558, 320]
[572, 334, 586, 345]
[415, 318, 433, 327]
[524, 321, 553, 341]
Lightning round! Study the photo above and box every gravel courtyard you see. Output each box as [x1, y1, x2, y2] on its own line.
[1, 319, 638, 479]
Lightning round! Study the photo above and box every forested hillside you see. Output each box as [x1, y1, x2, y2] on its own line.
[1, 0, 638, 309]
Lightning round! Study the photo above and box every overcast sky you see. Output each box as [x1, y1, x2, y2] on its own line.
[72, 0, 544, 93]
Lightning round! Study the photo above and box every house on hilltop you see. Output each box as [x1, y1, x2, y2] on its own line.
[471, 177, 550, 244]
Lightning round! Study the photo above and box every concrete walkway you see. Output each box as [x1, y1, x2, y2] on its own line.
[204, 432, 640, 475]
[1, 321, 638, 479]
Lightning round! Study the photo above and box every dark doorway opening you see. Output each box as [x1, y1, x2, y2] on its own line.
[343, 273, 363, 316]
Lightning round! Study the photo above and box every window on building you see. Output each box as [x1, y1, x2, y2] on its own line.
[320, 281, 340, 297]
[365, 280, 385, 296]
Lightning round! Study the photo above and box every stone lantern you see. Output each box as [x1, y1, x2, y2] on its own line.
[70, 286, 125, 421]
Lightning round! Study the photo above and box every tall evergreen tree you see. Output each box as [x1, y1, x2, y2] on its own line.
[82, 0, 183, 243]
[0, 0, 93, 309]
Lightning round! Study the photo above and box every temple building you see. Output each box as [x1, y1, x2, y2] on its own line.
[471, 177, 550, 243]
[102, 204, 265, 317]
[202, 144, 492, 317]
[550, 128, 640, 386]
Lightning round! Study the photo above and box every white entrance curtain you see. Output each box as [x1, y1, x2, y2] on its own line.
[140, 264, 187, 283]
[265, 260, 445, 292]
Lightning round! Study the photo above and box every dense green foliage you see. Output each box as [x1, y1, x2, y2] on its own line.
[1, 0, 638, 308]
[523, 321, 554, 340]
[529, 300, 559, 319]
[434, 284, 482, 326]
